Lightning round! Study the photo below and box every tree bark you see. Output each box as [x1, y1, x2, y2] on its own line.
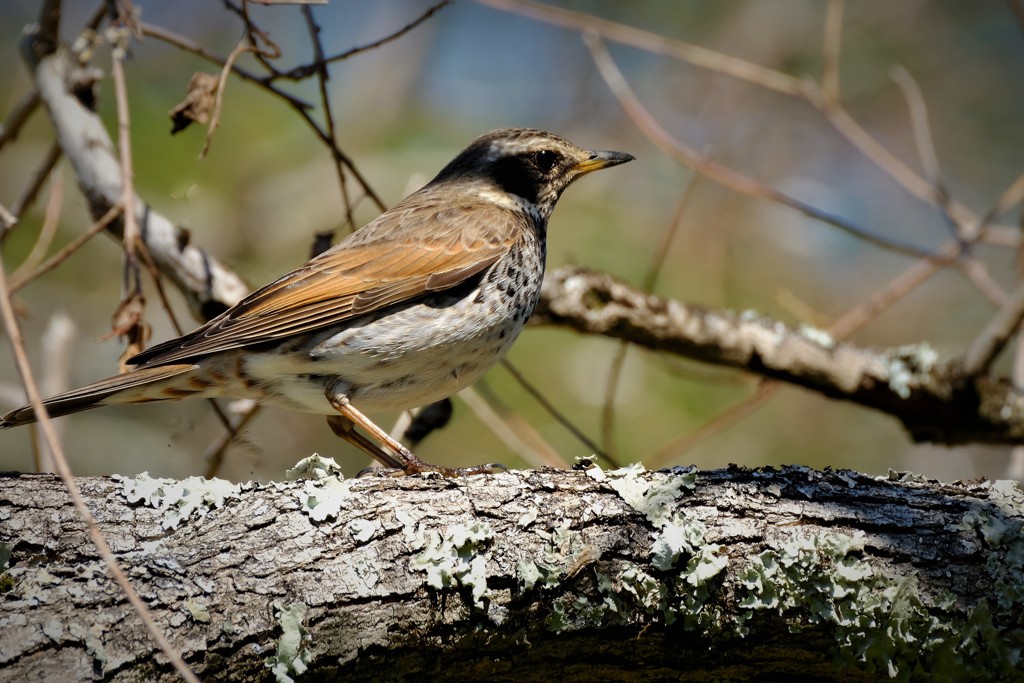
[0, 464, 1021, 682]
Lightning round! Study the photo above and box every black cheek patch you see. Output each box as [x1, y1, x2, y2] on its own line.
[489, 157, 539, 204]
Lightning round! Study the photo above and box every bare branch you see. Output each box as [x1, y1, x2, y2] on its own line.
[537, 267, 1024, 446]
[200, 39, 255, 158]
[300, 5, 356, 232]
[109, 40, 142, 286]
[7, 143, 62, 229]
[280, 0, 452, 80]
[9, 171, 64, 283]
[583, 32, 935, 259]
[471, 0, 804, 96]
[457, 385, 567, 469]
[602, 175, 698, 458]
[22, 36, 250, 320]
[138, 22, 313, 110]
[821, 0, 844, 100]
[0, 89, 42, 153]
[890, 65, 961, 237]
[960, 279, 1024, 378]
[499, 359, 612, 464]
[650, 381, 778, 466]
[476, 0, 1019, 242]
[9, 203, 122, 294]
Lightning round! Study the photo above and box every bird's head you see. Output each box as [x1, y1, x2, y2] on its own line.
[432, 128, 634, 221]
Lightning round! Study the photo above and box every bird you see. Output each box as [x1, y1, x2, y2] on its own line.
[2, 128, 634, 476]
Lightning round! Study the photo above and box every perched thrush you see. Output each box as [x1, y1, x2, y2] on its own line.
[2, 128, 633, 475]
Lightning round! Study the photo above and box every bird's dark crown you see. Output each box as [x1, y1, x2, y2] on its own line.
[431, 128, 631, 213]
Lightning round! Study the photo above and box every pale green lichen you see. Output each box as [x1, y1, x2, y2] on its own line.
[594, 462, 697, 527]
[298, 476, 352, 522]
[285, 453, 345, 481]
[883, 343, 938, 399]
[347, 517, 381, 543]
[653, 514, 728, 630]
[183, 597, 211, 624]
[41, 617, 62, 641]
[956, 486, 1024, 618]
[546, 463, 726, 634]
[798, 324, 835, 349]
[264, 601, 311, 683]
[544, 463, 1022, 679]
[14, 567, 60, 605]
[68, 621, 107, 666]
[518, 522, 581, 591]
[736, 528, 1023, 681]
[115, 473, 241, 530]
[410, 520, 494, 608]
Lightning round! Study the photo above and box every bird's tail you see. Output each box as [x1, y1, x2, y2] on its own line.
[1, 364, 199, 428]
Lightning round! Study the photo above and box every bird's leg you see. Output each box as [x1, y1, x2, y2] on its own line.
[324, 392, 506, 477]
[325, 414, 405, 470]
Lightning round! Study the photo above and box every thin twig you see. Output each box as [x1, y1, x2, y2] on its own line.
[138, 22, 313, 110]
[232, 0, 282, 71]
[583, 32, 935, 259]
[650, 382, 778, 466]
[470, 0, 804, 96]
[955, 174, 1024, 376]
[0, 89, 42, 152]
[202, 402, 260, 479]
[10, 171, 64, 282]
[300, 5, 356, 233]
[959, 258, 1008, 307]
[458, 384, 568, 469]
[476, 0, 1018, 241]
[971, 172, 1024, 241]
[960, 278, 1024, 378]
[0, 252, 200, 683]
[500, 359, 614, 464]
[280, 0, 452, 80]
[109, 42, 142, 296]
[890, 65, 961, 237]
[138, 21, 387, 212]
[809, 89, 1016, 242]
[9, 203, 123, 293]
[200, 39, 254, 159]
[821, 0, 844, 101]
[6, 142, 63, 231]
[601, 174, 699, 456]
[0, 204, 16, 233]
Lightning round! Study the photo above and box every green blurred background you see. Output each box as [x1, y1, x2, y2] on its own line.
[1, 1, 1022, 481]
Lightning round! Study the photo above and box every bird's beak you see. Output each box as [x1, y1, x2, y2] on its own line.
[573, 150, 635, 175]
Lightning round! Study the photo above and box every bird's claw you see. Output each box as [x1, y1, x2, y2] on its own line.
[356, 461, 508, 478]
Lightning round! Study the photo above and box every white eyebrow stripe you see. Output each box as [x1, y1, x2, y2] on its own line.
[473, 187, 539, 213]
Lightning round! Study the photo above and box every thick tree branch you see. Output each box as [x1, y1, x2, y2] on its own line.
[0, 465, 1020, 681]
[536, 267, 1024, 446]
[19, 28, 249, 323]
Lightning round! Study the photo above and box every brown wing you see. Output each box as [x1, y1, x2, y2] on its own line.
[129, 194, 518, 367]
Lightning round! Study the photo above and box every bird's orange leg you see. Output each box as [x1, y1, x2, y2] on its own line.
[325, 393, 505, 477]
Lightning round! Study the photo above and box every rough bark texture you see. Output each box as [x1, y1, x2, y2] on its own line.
[536, 267, 1024, 446]
[22, 28, 250, 323]
[0, 463, 1021, 682]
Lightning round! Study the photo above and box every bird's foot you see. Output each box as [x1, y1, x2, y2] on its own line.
[356, 458, 508, 478]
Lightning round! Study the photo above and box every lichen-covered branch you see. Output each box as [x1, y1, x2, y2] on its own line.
[0, 463, 1020, 681]
[20, 27, 249, 322]
[536, 267, 1024, 446]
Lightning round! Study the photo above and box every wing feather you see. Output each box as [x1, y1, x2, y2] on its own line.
[129, 195, 519, 367]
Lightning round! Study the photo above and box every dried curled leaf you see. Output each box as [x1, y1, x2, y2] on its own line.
[169, 72, 219, 134]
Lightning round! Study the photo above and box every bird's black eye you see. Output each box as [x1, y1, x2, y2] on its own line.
[533, 150, 559, 173]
